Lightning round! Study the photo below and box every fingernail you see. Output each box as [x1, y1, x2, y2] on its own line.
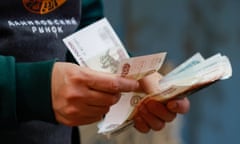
[133, 81, 140, 90]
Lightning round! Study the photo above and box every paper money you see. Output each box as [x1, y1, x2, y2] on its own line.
[99, 52, 232, 136]
[63, 18, 129, 73]
[63, 18, 167, 135]
[63, 18, 232, 137]
[97, 53, 167, 135]
[117, 52, 166, 80]
[165, 52, 204, 78]
[147, 53, 232, 102]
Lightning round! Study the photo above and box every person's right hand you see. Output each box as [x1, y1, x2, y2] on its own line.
[133, 72, 190, 133]
[51, 62, 139, 126]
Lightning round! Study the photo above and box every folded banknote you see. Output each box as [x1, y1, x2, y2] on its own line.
[63, 18, 232, 137]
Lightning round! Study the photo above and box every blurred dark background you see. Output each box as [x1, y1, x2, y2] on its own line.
[101, 0, 240, 144]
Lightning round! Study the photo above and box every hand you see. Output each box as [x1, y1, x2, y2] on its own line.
[133, 72, 190, 133]
[51, 62, 139, 126]
[133, 97, 190, 133]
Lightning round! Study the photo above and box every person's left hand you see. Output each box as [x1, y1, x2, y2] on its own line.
[133, 72, 190, 133]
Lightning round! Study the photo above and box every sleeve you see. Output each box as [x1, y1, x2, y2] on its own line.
[0, 56, 17, 127]
[79, 0, 104, 28]
[0, 55, 57, 127]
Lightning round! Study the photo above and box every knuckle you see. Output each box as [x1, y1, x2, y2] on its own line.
[167, 114, 177, 122]
[88, 80, 97, 88]
[134, 124, 150, 133]
[152, 122, 165, 131]
[64, 106, 78, 117]
[111, 94, 121, 105]
[102, 107, 110, 114]
[139, 127, 150, 133]
[68, 70, 88, 84]
[64, 87, 84, 100]
[110, 80, 120, 92]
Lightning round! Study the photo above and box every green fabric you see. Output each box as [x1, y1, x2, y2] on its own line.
[0, 0, 104, 125]
[0, 56, 17, 127]
[0, 56, 56, 124]
[79, 0, 104, 29]
[16, 60, 56, 123]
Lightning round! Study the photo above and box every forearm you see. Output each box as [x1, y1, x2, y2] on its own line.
[0, 56, 17, 128]
[16, 59, 56, 123]
[0, 55, 57, 127]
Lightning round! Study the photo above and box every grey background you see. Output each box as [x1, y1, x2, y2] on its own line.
[103, 0, 240, 144]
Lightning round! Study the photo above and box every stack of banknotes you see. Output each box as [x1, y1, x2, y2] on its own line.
[63, 18, 232, 137]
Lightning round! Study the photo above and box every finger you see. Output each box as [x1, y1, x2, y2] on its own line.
[139, 72, 163, 93]
[83, 90, 121, 106]
[58, 104, 109, 122]
[138, 104, 165, 131]
[54, 105, 105, 126]
[63, 79, 121, 107]
[167, 97, 190, 114]
[87, 75, 139, 93]
[133, 116, 150, 133]
[145, 100, 176, 122]
[68, 97, 112, 114]
[80, 103, 111, 116]
[78, 67, 139, 93]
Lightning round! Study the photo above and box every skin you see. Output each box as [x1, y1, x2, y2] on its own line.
[51, 62, 139, 126]
[51, 62, 190, 133]
[133, 72, 190, 133]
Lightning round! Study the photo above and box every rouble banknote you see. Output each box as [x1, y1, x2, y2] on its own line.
[63, 18, 167, 136]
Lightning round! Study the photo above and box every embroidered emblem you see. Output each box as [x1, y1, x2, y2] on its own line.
[22, 0, 66, 14]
